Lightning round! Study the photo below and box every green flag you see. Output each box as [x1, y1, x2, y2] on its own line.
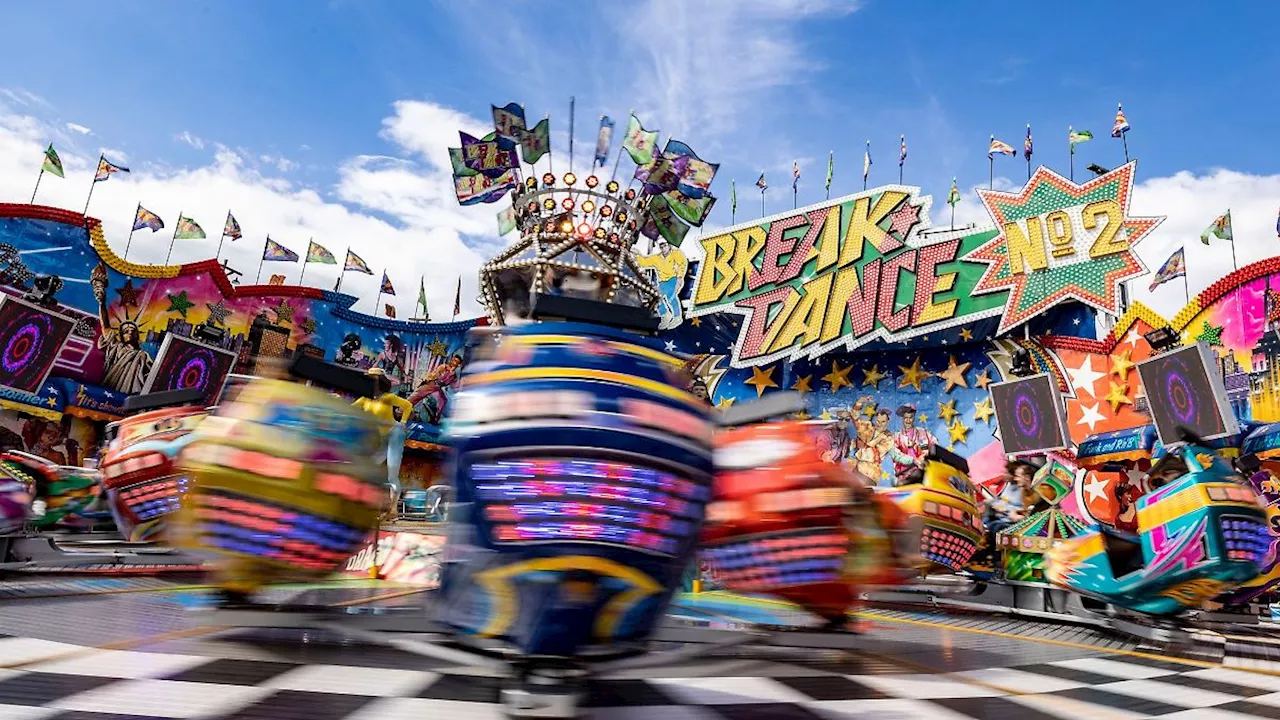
[449, 147, 478, 177]
[497, 205, 517, 235]
[417, 276, 430, 319]
[1068, 127, 1093, 153]
[825, 151, 833, 191]
[947, 178, 960, 207]
[621, 114, 659, 166]
[646, 194, 690, 247]
[663, 190, 716, 226]
[173, 215, 206, 240]
[42, 144, 64, 178]
[1200, 210, 1233, 245]
[730, 179, 737, 214]
[518, 117, 550, 165]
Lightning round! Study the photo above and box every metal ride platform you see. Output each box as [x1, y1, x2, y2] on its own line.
[0, 531, 205, 574]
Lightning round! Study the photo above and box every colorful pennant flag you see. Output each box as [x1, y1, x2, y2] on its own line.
[263, 237, 299, 262]
[93, 156, 129, 182]
[947, 178, 961, 207]
[518, 117, 550, 165]
[863, 142, 872, 180]
[497, 205, 517, 235]
[453, 276, 461, 318]
[594, 116, 614, 167]
[635, 154, 688, 195]
[825, 151, 834, 192]
[133, 205, 164, 232]
[1201, 211, 1233, 245]
[42, 144, 64, 178]
[454, 169, 518, 205]
[756, 173, 767, 191]
[1111, 104, 1131, 137]
[448, 147, 479, 177]
[492, 102, 527, 141]
[268, 274, 287, 285]
[173, 215, 206, 240]
[792, 161, 800, 191]
[1148, 248, 1186, 291]
[662, 139, 718, 199]
[417, 277, 429, 319]
[381, 271, 396, 296]
[663, 190, 716, 227]
[988, 138, 1016, 156]
[306, 240, 336, 264]
[222, 211, 242, 240]
[1068, 127, 1093, 152]
[344, 249, 373, 274]
[640, 194, 691, 247]
[385, 303, 397, 319]
[899, 135, 907, 166]
[621, 114, 659, 166]
[1024, 124, 1034, 160]
[460, 131, 517, 177]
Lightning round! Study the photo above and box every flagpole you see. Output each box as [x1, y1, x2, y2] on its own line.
[29, 168, 43, 204]
[609, 109, 632, 182]
[1181, 261, 1190, 306]
[1228, 209, 1239, 272]
[793, 184, 797, 210]
[299, 239, 312, 285]
[545, 114, 555, 179]
[82, 155, 102, 215]
[863, 140, 869, 192]
[336, 247, 348, 292]
[989, 154, 994, 191]
[255, 238, 269, 284]
[950, 201, 955, 231]
[760, 187, 765, 219]
[1026, 126, 1032, 179]
[123, 203, 140, 261]
[1068, 126, 1074, 182]
[164, 211, 182, 266]
[567, 96, 575, 175]
[898, 135, 904, 185]
[373, 270, 385, 316]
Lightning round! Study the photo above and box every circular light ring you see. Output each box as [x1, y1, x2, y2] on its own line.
[600, 205, 614, 217]
[606, 180, 620, 193]
[542, 173, 556, 186]
[563, 173, 577, 186]
[577, 223, 592, 236]
[594, 228, 607, 239]
[586, 175, 599, 188]
[616, 211, 628, 223]
[561, 197, 575, 211]
[525, 177, 537, 189]
[582, 200, 595, 213]
[543, 198, 556, 210]
[560, 220, 573, 233]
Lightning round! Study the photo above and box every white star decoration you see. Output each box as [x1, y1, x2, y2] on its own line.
[664, 340, 676, 352]
[1076, 402, 1106, 431]
[1066, 357, 1106, 397]
[1083, 473, 1110, 503]
[1124, 329, 1142, 348]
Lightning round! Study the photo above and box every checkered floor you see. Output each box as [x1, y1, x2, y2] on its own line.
[2, 637, 1280, 719]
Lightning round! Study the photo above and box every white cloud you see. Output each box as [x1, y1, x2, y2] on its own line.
[0, 102, 495, 318]
[259, 154, 297, 172]
[98, 147, 129, 164]
[174, 130, 204, 149]
[65, 122, 91, 135]
[0, 87, 49, 109]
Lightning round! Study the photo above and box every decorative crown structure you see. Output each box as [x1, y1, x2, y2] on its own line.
[479, 173, 660, 325]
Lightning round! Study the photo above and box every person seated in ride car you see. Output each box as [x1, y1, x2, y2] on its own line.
[1145, 453, 1186, 490]
[987, 460, 1034, 534]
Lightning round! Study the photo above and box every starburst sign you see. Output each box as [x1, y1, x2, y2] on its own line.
[963, 162, 1163, 333]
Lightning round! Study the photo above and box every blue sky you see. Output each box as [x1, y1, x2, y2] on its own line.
[0, 0, 1277, 316]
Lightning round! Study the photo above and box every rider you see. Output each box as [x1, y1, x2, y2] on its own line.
[986, 460, 1034, 537]
[352, 368, 414, 496]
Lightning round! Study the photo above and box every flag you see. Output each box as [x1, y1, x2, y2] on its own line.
[792, 161, 800, 191]
[453, 276, 461, 317]
[460, 131, 517, 177]
[863, 143, 872, 180]
[756, 173, 767, 191]
[518, 117, 550, 165]
[1276, 207, 1280, 239]
[825, 151, 833, 192]
[1024, 124, 1033, 160]
[1148, 248, 1186, 291]
[989, 138, 1016, 156]
[1068, 127, 1093, 152]
[132, 205, 164, 232]
[268, 274, 287, 286]
[344, 249, 373, 274]
[448, 147, 479, 177]
[173, 215, 206, 240]
[662, 139, 718, 199]
[1201, 211, 1233, 245]
[635, 154, 688, 195]
[385, 304, 397, 319]
[899, 135, 907, 166]
[947, 178, 960, 207]
[594, 116, 614, 167]
[492, 102, 527, 140]
[621, 114, 659, 166]
[417, 277, 429, 319]
[306, 240, 336, 264]
[731, 180, 737, 214]
[497, 205, 517, 235]
[1111, 104, 1130, 137]
[381, 271, 396, 296]
[641, 194, 691, 247]
[222, 211, 242, 240]
[263, 238, 299, 262]
[454, 169, 518, 205]
[663, 191, 716, 227]
[93, 156, 129, 182]
[41, 144, 64, 178]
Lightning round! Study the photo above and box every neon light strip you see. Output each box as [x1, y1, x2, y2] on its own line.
[464, 366, 704, 410]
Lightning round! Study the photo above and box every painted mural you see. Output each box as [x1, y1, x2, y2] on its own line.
[0, 204, 474, 456]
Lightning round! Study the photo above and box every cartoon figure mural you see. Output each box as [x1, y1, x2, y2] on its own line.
[635, 239, 688, 330]
[851, 398, 894, 485]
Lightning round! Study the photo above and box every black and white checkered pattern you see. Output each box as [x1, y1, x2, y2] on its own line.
[3, 636, 1280, 719]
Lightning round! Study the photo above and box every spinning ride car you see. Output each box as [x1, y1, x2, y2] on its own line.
[437, 293, 715, 658]
[99, 391, 210, 542]
[173, 366, 389, 601]
[1046, 438, 1269, 614]
[700, 393, 911, 627]
[0, 452, 107, 531]
[877, 447, 983, 572]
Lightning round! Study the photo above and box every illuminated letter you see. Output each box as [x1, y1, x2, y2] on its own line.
[729, 226, 767, 295]
[1045, 210, 1074, 258]
[1003, 217, 1048, 275]
[838, 191, 905, 268]
[777, 207, 831, 285]
[821, 260, 881, 343]
[694, 232, 737, 305]
[763, 272, 833, 355]
[812, 203, 842, 274]
[735, 285, 794, 360]
[1085, 199, 1127, 258]
[750, 213, 808, 291]
[876, 251, 916, 333]
[912, 238, 961, 327]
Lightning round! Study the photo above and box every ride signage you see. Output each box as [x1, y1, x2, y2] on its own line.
[688, 163, 1164, 367]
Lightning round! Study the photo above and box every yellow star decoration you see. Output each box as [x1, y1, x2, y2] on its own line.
[936, 355, 972, 393]
[823, 361, 854, 392]
[688, 317, 702, 327]
[790, 374, 813, 394]
[1104, 380, 1132, 412]
[820, 409, 832, 421]
[948, 420, 971, 446]
[918, 413, 929, 423]
[715, 396, 736, 409]
[937, 398, 960, 423]
[862, 364, 887, 388]
[862, 403, 878, 418]
[974, 368, 994, 390]
[898, 356, 927, 392]
[1111, 349, 1135, 381]
[793, 410, 811, 421]
[959, 327, 974, 341]
[745, 365, 779, 397]
[973, 397, 995, 424]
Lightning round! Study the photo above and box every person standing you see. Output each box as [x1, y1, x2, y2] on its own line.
[889, 404, 936, 485]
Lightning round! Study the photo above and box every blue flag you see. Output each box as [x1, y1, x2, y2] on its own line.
[594, 116, 614, 167]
